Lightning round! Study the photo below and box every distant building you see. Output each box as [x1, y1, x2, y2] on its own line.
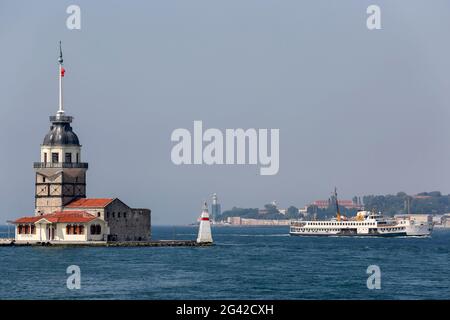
[443, 214, 450, 228]
[211, 193, 221, 222]
[227, 217, 242, 225]
[394, 214, 432, 224]
[226, 217, 290, 226]
[298, 206, 308, 217]
[311, 199, 362, 210]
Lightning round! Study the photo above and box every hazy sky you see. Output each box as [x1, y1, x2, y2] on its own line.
[1, 1, 450, 224]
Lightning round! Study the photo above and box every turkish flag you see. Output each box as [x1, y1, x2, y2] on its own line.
[61, 67, 66, 77]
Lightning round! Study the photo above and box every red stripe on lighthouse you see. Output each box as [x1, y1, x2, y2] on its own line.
[201, 217, 209, 221]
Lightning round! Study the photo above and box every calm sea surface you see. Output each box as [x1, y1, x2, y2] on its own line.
[0, 226, 449, 300]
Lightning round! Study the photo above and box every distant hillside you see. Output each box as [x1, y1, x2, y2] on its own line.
[218, 206, 287, 221]
[217, 191, 450, 221]
[363, 191, 450, 216]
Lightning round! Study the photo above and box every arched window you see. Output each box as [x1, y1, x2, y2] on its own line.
[90, 225, 96, 235]
[18, 225, 23, 234]
[79, 225, 84, 234]
[31, 225, 36, 234]
[66, 225, 71, 234]
[95, 225, 101, 235]
[24, 225, 29, 234]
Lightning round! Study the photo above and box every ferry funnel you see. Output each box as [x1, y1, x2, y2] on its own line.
[197, 201, 213, 244]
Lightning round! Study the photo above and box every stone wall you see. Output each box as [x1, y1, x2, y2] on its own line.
[104, 200, 151, 241]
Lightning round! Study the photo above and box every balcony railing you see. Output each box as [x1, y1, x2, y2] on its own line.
[49, 115, 73, 123]
[33, 162, 88, 169]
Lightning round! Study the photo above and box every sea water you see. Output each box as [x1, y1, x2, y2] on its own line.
[0, 226, 448, 299]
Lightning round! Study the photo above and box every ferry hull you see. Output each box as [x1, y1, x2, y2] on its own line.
[289, 231, 407, 237]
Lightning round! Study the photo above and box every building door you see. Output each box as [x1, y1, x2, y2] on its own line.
[48, 227, 55, 240]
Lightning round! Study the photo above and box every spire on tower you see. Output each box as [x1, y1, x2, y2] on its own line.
[58, 41, 63, 64]
[57, 41, 65, 116]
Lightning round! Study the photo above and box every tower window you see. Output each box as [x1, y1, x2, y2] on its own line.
[52, 153, 59, 163]
[65, 153, 72, 163]
[76, 153, 79, 163]
[44, 153, 48, 163]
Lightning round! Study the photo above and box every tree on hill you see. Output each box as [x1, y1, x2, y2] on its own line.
[286, 206, 300, 219]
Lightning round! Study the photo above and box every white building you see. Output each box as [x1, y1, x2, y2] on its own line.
[14, 211, 107, 243]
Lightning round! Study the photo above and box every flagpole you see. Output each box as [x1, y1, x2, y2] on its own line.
[58, 41, 64, 115]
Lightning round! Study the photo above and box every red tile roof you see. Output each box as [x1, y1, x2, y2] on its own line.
[14, 211, 97, 224]
[14, 216, 41, 224]
[66, 198, 114, 208]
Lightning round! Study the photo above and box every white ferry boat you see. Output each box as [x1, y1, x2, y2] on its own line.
[290, 190, 433, 237]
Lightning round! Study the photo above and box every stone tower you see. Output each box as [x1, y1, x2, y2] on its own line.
[34, 42, 88, 215]
[211, 193, 221, 223]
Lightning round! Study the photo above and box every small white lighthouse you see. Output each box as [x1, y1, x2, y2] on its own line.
[197, 201, 213, 244]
